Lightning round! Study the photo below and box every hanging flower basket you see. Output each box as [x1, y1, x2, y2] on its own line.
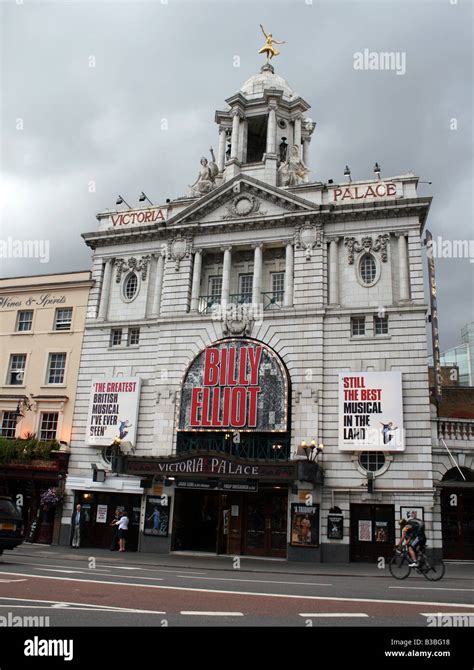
[40, 488, 63, 510]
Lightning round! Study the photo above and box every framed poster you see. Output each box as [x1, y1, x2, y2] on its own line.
[143, 495, 170, 537]
[290, 503, 319, 547]
[375, 521, 388, 543]
[96, 505, 108, 524]
[327, 514, 344, 540]
[400, 507, 424, 522]
[358, 519, 372, 542]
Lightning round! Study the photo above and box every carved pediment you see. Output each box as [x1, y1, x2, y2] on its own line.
[165, 175, 315, 228]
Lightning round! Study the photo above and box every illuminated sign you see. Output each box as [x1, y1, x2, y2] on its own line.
[178, 339, 288, 432]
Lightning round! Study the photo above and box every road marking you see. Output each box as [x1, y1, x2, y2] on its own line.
[176, 575, 332, 587]
[180, 611, 244, 616]
[36, 569, 85, 574]
[1, 571, 473, 609]
[0, 596, 165, 614]
[10, 557, 206, 576]
[0, 578, 27, 583]
[390, 586, 474, 592]
[299, 613, 369, 618]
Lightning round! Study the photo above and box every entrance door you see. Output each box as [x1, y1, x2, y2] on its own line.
[242, 489, 287, 558]
[73, 492, 141, 551]
[441, 489, 474, 559]
[350, 504, 395, 562]
[172, 490, 220, 552]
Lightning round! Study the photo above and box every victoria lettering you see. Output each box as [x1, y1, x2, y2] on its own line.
[111, 209, 165, 226]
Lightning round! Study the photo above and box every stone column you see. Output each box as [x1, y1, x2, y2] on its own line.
[302, 137, 311, 165]
[217, 126, 227, 173]
[190, 249, 203, 312]
[252, 243, 263, 306]
[230, 110, 241, 160]
[97, 257, 113, 321]
[150, 252, 165, 317]
[397, 233, 410, 301]
[328, 238, 339, 305]
[266, 105, 277, 155]
[284, 242, 294, 307]
[293, 115, 302, 156]
[221, 246, 232, 308]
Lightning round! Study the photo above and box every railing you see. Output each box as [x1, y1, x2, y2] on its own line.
[198, 295, 221, 315]
[177, 432, 291, 461]
[437, 418, 474, 441]
[262, 291, 283, 310]
[229, 293, 253, 305]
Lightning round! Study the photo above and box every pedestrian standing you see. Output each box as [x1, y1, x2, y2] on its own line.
[112, 510, 129, 552]
[70, 504, 85, 548]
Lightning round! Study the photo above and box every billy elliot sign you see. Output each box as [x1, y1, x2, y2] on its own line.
[338, 372, 404, 451]
[178, 339, 288, 432]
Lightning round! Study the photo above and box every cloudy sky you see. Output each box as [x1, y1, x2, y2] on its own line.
[1, 0, 472, 350]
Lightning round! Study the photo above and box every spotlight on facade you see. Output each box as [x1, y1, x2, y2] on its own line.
[373, 162, 381, 179]
[139, 191, 154, 206]
[116, 195, 132, 208]
[344, 165, 352, 182]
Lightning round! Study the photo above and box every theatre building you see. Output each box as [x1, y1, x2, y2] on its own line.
[61, 60, 437, 561]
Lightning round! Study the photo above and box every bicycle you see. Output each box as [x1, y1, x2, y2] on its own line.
[389, 544, 446, 581]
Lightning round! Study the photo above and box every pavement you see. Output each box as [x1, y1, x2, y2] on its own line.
[8, 542, 474, 579]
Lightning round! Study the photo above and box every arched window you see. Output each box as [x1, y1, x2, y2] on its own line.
[123, 272, 138, 301]
[359, 254, 377, 285]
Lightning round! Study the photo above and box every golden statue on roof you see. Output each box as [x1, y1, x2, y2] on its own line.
[258, 24, 285, 61]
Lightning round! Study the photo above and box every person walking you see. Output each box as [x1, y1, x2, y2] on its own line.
[70, 504, 85, 548]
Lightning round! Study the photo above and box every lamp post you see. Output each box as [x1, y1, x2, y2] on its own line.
[300, 439, 324, 462]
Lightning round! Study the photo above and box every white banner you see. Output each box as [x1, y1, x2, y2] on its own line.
[86, 378, 141, 447]
[338, 372, 404, 451]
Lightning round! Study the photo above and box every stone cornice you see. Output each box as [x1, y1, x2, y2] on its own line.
[81, 195, 431, 250]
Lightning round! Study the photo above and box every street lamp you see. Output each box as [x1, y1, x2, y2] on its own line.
[300, 439, 324, 461]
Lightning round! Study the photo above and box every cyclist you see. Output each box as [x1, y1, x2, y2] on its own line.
[396, 516, 426, 567]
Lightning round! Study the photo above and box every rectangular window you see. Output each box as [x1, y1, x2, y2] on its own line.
[374, 315, 389, 335]
[271, 272, 285, 302]
[110, 329, 122, 346]
[128, 328, 140, 346]
[208, 276, 222, 301]
[16, 310, 33, 332]
[40, 412, 59, 441]
[7, 354, 26, 385]
[239, 274, 253, 303]
[351, 317, 366, 336]
[47, 353, 66, 384]
[1, 412, 17, 438]
[54, 307, 73, 331]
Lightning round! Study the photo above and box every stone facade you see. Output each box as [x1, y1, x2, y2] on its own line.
[61, 63, 445, 562]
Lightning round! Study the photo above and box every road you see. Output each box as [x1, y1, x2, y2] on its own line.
[0, 547, 472, 627]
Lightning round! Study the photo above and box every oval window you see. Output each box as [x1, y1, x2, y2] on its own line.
[359, 253, 377, 285]
[123, 272, 138, 301]
[359, 451, 386, 473]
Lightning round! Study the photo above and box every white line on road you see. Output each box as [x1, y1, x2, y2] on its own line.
[9, 557, 206, 576]
[176, 575, 332, 587]
[0, 578, 27, 583]
[35, 569, 88, 574]
[180, 611, 244, 616]
[1, 571, 473, 609]
[390, 586, 474, 592]
[299, 613, 369, 618]
[0, 596, 165, 614]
